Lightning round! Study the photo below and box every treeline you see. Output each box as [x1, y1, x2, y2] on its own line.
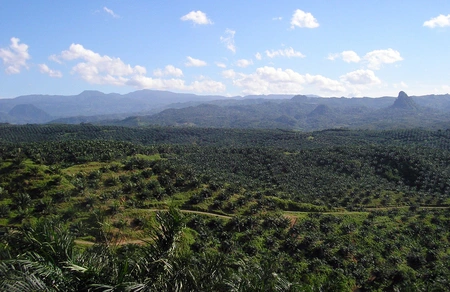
[3, 124, 450, 150]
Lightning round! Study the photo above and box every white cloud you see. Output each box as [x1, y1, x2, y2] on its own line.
[50, 44, 223, 93]
[442, 85, 450, 92]
[363, 48, 403, 70]
[341, 51, 361, 63]
[328, 49, 402, 69]
[266, 47, 305, 58]
[127, 75, 225, 93]
[424, 14, 450, 28]
[189, 78, 226, 93]
[255, 52, 262, 60]
[222, 69, 236, 79]
[220, 29, 236, 53]
[103, 7, 119, 18]
[127, 76, 186, 90]
[215, 62, 226, 68]
[51, 44, 146, 85]
[229, 66, 345, 95]
[272, 17, 282, 21]
[38, 64, 62, 78]
[290, 9, 319, 29]
[327, 53, 339, 61]
[49, 54, 62, 64]
[340, 69, 381, 85]
[328, 50, 360, 63]
[304, 74, 346, 93]
[180, 11, 212, 25]
[0, 37, 30, 74]
[153, 65, 183, 77]
[185, 56, 207, 67]
[236, 59, 253, 68]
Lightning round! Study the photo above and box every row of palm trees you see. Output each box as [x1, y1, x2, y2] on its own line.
[0, 208, 302, 292]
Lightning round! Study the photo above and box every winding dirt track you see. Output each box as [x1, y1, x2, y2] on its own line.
[73, 206, 449, 246]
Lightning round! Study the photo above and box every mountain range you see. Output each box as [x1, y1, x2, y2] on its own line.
[1, 89, 450, 130]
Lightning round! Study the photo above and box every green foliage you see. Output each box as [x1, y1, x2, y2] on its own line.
[1, 125, 450, 289]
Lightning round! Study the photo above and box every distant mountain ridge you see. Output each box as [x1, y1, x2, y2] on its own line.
[0, 90, 230, 123]
[1, 89, 450, 129]
[109, 91, 450, 130]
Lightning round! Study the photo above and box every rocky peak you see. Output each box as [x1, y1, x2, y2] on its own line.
[391, 91, 419, 110]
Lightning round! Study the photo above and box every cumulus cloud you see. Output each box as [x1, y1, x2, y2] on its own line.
[103, 7, 119, 18]
[189, 77, 226, 93]
[363, 48, 403, 70]
[328, 50, 361, 63]
[228, 66, 345, 95]
[50, 44, 223, 93]
[328, 49, 402, 69]
[227, 67, 384, 95]
[180, 10, 213, 25]
[220, 29, 236, 53]
[222, 69, 236, 79]
[127, 75, 225, 93]
[424, 14, 450, 28]
[185, 56, 207, 67]
[38, 63, 62, 78]
[340, 69, 381, 85]
[303, 74, 346, 93]
[255, 52, 262, 60]
[272, 17, 282, 21]
[153, 65, 183, 77]
[50, 43, 146, 85]
[290, 9, 319, 29]
[215, 62, 226, 68]
[236, 59, 253, 68]
[266, 47, 305, 58]
[0, 37, 30, 74]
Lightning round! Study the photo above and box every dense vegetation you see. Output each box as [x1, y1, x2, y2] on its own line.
[108, 92, 450, 130]
[1, 124, 450, 291]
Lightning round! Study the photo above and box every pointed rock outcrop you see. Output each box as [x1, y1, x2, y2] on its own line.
[391, 91, 419, 110]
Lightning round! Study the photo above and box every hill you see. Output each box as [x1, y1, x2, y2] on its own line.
[8, 104, 52, 124]
[0, 90, 229, 123]
[2, 90, 450, 129]
[390, 91, 419, 110]
[109, 91, 450, 130]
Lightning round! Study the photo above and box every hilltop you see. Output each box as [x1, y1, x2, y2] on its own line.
[1, 90, 450, 130]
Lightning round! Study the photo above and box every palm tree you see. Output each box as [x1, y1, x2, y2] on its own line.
[0, 218, 77, 291]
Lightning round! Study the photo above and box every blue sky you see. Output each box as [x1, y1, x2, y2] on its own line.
[1, 0, 450, 98]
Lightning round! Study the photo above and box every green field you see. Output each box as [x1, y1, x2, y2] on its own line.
[1, 125, 450, 291]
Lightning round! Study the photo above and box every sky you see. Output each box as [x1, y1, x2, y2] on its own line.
[1, 0, 450, 98]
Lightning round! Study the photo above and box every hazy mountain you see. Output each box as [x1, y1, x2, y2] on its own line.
[8, 104, 52, 124]
[107, 91, 450, 130]
[2, 89, 450, 128]
[0, 90, 229, 122]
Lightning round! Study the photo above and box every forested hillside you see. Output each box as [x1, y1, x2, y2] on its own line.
[110, 92, 450, 130]
[1, 125, 450, 290]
